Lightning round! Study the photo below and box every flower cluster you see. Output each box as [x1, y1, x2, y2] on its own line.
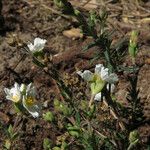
[77, 64, 118, 98]
[4, 83, 41, 118]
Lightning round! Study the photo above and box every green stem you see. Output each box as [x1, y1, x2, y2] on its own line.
[89, 94, 95, 108]
[127, 139, 139, 150]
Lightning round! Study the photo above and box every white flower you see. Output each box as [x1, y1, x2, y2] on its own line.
[94, 84, 115, 101]
[4, 82, 23, 103]
[77, 64, 118, 94]
[22, 83, 41, 118]
[4, 82, 41, 118]
[77, 64, 118, 84]
[27, 37, 47, 53]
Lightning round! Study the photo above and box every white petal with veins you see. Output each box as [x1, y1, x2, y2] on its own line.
[77, 70, 93, 81]
[4, 82, 22, 103]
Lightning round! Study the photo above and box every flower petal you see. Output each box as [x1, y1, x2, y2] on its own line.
[4, 88, 10, 96]
[27, 38, 46, 53]
[94, 92, 102, 101]
[27, 43, 34, 51]
[6, 95, 13, 101]
[34, 38, 46, 46]
[20, 84, 26, 93]
[106, 84, 115, 92]
[105, 73, 118, 83]
[14, 82, 20, 91]
[95, 64, 103, 75]
[100, 67, 109, 81]
[77, 70, 93, 81]
[23, 98, 40, 118]
[4, 83, 22, 103]
[34, 38, 46, 52]
[26, 83, 36, 97]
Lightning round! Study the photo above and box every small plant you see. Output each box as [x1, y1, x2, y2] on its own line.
[3, 124, 19, 150]
[43, 138, 52, 150]
[77, 64, 118, 107]
[43, 111, 55, 123]
[2, 1, 148, 149]
[128, 130, 139, 150]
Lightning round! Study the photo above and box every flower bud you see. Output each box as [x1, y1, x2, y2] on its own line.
[20, 84, 26, 95]
[128, 30, 139, 61]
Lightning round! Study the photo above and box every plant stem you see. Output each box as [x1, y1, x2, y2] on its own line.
[127, 139, 139, 150]
[102, 88, 125, 130]
[89, 94, 95, 108]
[13, 114, 22, 133]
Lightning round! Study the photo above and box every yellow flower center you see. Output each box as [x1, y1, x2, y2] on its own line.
[12, 95, 20, 103]
[93, 74, 102, 82]
[26, 96, 35, 106]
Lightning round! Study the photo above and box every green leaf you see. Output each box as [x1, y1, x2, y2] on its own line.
[8, 125, 13, 138]
[129, 130, 139, 144]
[12, 132, 19, 140]
[32, 57, 45, 68]
[82, 42, 96, 51]
[75, 112, 81, 126]
[43, 138, 52, 150]
[67, 126, 81, 138]
[43, 111, 54, 122]
[52, 147, 61, 150]
[54, 99, 60, 106]
[60, 141, 68, 150]
[4, 139, 11, 150]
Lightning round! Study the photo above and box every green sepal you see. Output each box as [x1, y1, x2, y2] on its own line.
[90, 79, 105, 95]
